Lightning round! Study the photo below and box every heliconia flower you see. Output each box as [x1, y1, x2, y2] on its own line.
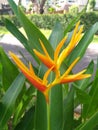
[9, 51, 53, 102]
[9, 52, 91, 103]
[9, 21, 91, 103]
[33, 21, 83, 72]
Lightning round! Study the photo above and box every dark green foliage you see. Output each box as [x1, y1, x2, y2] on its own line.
[1, 12, 98, 34]
[80, 12, 98, 33]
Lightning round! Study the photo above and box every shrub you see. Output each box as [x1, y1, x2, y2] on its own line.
[80, 12, 98, 33]
[1, 12, 98, 34]
[25, 12, 98, 33]
[69, 5, 79, 16]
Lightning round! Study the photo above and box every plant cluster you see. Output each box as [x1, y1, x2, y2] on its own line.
[0, 0, 98, 130]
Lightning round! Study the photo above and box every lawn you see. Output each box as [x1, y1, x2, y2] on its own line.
[92, 34, 98, 43]
[0, 26, 98, 43]
[0, 26, 8, 38]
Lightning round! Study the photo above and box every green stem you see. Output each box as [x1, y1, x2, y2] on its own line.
[47, 102, 50, 130]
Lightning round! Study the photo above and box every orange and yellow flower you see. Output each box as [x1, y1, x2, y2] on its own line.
[33, 21, 83, 73]
[9, 21, 91, 103]
[9, 52, 53, 102]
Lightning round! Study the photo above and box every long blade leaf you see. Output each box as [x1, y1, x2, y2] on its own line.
[0, 47, 18, 90]
[49, 21, 64, 49]
[0, 73, 25, 128]
[63, 87, 74, 130]
[50, 85, 63, 130]
[18, 8, 54, 57]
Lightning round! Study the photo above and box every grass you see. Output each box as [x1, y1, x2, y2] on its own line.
[0, 26, 8, 35]
[92, 35, 98, 43]
[40, 29, 51, 39]
[0, 26, 98, 43]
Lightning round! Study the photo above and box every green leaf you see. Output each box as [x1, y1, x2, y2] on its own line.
[49, 21, 64, 49]
[35, 64, 47, 130]
[74, 86, 90, 104]
[0, 73, 25, 128]
[4, 19, 34, 57]
[8, 0, 54, 58]
[75, 60, 94, 90]
[8, 0, 19, 18]
[50, 85, 63, 130]
[49, 21, 64, 130]
[73, 61, 94, 109]
[76, 110, 98, 130]
[0, 63, 3, 87]
[13, 85, 35, 125]
[67, 22, 98, 65]
[84, 70, 98, 118]
[0, 47, 18, 90]
[15, 106, 35, 130]
[35, 91, 47, 130]
[18, 8, 54, 57]
[63, 87, 74, 130]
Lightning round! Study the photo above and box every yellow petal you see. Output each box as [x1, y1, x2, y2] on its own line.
[39, 39, 50, 58]
[67, 21, 81, 51]
[43, 66, 54, 85]
[54, 36, 67, 62]
[9, 51, 29, 72]
[60, 74, 91, 83]
[74, 25, 83, 43]
[29, 62, 36, 76]
[57, 47, 69, 69]
[60, 69, 91, 83]
[57, 22, 82, 69]
[70, 21, 80, 44]
[61, 57, 80, 78]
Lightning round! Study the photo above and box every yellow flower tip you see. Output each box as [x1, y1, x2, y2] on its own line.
[83, 74, 91, 78]
[38, 39, 50, 58]
[77, 21, 80, 26]
[75, 73, 91, 81]
[54, 36, 67, 62]
[9, 51, 14, 57]
[29, 62, 36, 75]
[33, 49, 37, 54]
[9, 51, 18, 61]
[33, 49, 44, 59]
[9, 51, 12, 55]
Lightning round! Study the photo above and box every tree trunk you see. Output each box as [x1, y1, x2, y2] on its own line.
[18, 0, 22, 5]
[39, 0, 46, 14]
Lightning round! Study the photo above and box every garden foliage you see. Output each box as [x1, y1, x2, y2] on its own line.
[0, 11, 98, 33]
[0, 0, 98, 130]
